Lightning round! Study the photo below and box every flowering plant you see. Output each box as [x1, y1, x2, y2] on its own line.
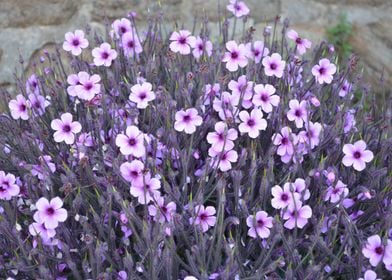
[0, 1, 391, 279]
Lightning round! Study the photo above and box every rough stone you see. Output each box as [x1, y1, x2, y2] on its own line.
[0, 0, 78, 28]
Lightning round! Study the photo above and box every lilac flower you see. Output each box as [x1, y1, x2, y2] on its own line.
[252, 84, 280, 113]
[31, 155, 56, 180]
[29, 212, 56, 241]
[271, 184, 300, 210]
[35, 197, 68, 229]
[272, 126, 296, 156]
[362, 235, 389, 267]
[282, 202, 312, 229]
[312, 58, 336, 84]
[121, 31, 143, 57]
[298, 121, 322, 149]
[227, 0, 250, 18]
[191, 36, 213, 60]
[169, 30, 196, 55]
[222, 41, 248, 72]
[209, 147, 238, 172]
[28, 93, 50, 116]
[246, 211, 273, 239]
[324, 180, 348, 203]
[228, 75, 254, 108]
[245, 41, 269, 63]
[213, 91, 240, 117]
[286, 99, 308, 128]
[262, 53, 286, 78]
[111, 18, 133, 38]
[339, 80, 352, 97]
[207, 121, 238, 151]
[358, 270, 380, 280]
[342, 140, 374, 171]
[62, 30, 89, 56]
[120, 160, 144, 185]
[92, 42, 118, 67]
[202, 83, 220, 105]
[148, 195, 177, 223]
[51, 113, 82, 144]
[190, 205, 216, 232]
[115, 126, 146, 157]
[9, 94, 30, 120]
[238, 109, 267, 138]
[290, 178, 310, 200]
[286, 29, 312, 55]
[129, 81, 155, 109]
[26, 74, 40, 94]
[0, 171, 20, 200]
[174, 108, 203, 134]
[344, 109, 357, 133]
[130, 174, 161, 204]
[74, 72, 101, 101]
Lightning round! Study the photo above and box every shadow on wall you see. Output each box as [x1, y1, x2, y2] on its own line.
[0, 0, 391, 96]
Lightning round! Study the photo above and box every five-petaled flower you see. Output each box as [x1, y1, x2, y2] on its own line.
[287, 29, 312, 55]
[74, 72, 101, 101]
[0, 171, 20, 200]
[129, 81, 155, 109]
[29, 211, 57, 241]
[342, 140, 374, 171]
[115, 126, 146, 157]
[63, 30, 89, 56]
[227, 0, 250, 18]
[262, 53, 286, 78]
[312, 58, 336, 84]
[51, 113, 82, 144]
[189, 205, 216, 232]
[120, 160, 145, 185]
[252, 84, 280, 113]
[169, 30, 196, 55]
[191, 36, 213, 60]
[238, 109, 267, 138]
[362, 234, 392, 268]
[282, 202, 312, 229]
[92, 42, 118, 67]
[287, 99, 308, 128]
[121, 31, 143, 57]
[35, 197, 68, 229]
[9, 94, 30, 120]
[174, 108, 203, 134]
[130, 174, 161, 204]
[246, 211, 273, 239]
[222, 41, 248, 72]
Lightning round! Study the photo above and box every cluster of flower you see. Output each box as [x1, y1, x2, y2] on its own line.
[1, 1, 390, 279]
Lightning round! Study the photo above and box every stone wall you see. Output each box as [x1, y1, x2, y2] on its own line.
[0, 0, 391, 92]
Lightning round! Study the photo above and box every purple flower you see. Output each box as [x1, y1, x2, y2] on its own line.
[238, 109, 267, 138]
[228, 75, 253, 109]
[287, 99, 308, 128]
[35, 197, 68, 229]
[28, 93, 50, 116]
[92, 42, 118, 67]
[245, 41, 269, 64]
[252, 84, 280, 113]
[262, 53, 286, 78]
[271, 184, 300, 210]
[312, 58, 336, 84]
[148, 195, 177, 223]
[29, 211, 57, 241]
[246, 211, 273, 239]
[174, 108, 203, 134]
[362, 235, 392, 268]
[342, 140, 374, 171]
[169, 30, 196, 55]
[287, 29, 312, 55]
[111, 18, 133, 38]
[8, 94, 30, 120]
[339, 80, 352, 97]
[189, 205, 216, 232]
[130, 173, 161, 204]
[115, 126, 146, 157]
[282, 202, 312, 229]
[74, 72, 101, 101]
[298, 121, 322, 149]
[272, 126, 296, 156]
[222, 41, 248, 72]
[121, 31, 143, 57]
[62, 30, 89, 56]
[209, 147, 238, 172]
[0, 171, 20, 200]
[129, 81, 156, 109]
[358, 270, 380, 280]
[51, 113, 82, 144]
[206, 121, 238, 151]
[324, 180, 348, 203]
[227, 0, 250, 18]
[120, 160, 144, 185]
[191, 36, 213, 60]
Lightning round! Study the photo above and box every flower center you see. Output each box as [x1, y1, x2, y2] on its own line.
[19, 104, 27, 111]
[295, 37, 303, 44]
[247, 119, 255, 127]
[200, 213, 207, 221]
[72, 39, 80, 47]
[257, 219, 264, 227]
[281, 193, 289, 201]
[139, 92, 147, 100]
[198, 44, 203, 50]
[179, 37, 187, 44]
[353, 151, 361, 159]
[318, 67, 325, 75]
[281, 137, 288, 145]
[128, 138, 136, 146]
[261, 94, 268, 102]
[120, 26, 127, 34]
[254, 50, 260, 56]
[46, 207, 55, 215]
[0, 186, 5, 192]
[131, 170, 139, 178]
[183, 115, 191, 122]
[375, 246, 384, 255]
[270, 63, 277, 70]
[101, 52, 109, 59]
[231, 51, 239, 59]
[63, 124, 71, 133]
[127, 41, 134, 48]
[84, 82, 93, 90]
[295, 109, 302, 117]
